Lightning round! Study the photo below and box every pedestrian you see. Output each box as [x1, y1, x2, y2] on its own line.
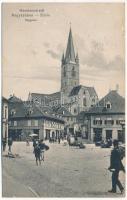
[58, 136, 61, 144]
[39, 139, 46, 161]
[2, 138, 6, 151]
[34, 143, 41, 166]
[108, 139, 125, 194]
[8, 137, 13, 153]
[26, 138, 30, 146]
[32, 138, 36, 153]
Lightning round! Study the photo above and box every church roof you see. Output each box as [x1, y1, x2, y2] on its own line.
[30, 91, 61, 100]
[69, 85, 97, 97]
[65, 28, 76, 63]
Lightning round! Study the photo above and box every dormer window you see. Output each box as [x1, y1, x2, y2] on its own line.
[26, 108, 33, 116]
[106, 102, 111, 109]
[11, 109, 16, 116]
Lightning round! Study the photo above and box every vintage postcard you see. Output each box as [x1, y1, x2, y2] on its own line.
[1, 2, 125, 198]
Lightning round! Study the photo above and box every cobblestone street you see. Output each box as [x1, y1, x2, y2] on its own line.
[2, 141, 125, 197]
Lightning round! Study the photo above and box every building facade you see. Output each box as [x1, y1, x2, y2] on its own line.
[77, 90, 125, 142]
[8, 96, 64, 141]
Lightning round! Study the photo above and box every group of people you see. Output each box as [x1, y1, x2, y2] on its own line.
[33, 139, 49, 166]
[49, 135, 64, 144]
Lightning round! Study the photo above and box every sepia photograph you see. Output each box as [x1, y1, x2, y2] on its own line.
[1, 2, 125, 198]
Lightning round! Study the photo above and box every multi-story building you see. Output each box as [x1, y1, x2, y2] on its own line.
[8, 95, 64, 141]
[2, 97, 8, 142]
[77, 90, 125, 142]
[54, 106, 77, 135]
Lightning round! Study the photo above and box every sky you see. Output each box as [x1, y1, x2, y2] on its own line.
[2, 3, 125, 100]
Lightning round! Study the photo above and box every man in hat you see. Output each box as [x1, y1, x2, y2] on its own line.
[108, 139, 125, 194]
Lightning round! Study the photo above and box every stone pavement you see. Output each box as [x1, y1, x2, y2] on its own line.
[2, 141, 126, 197]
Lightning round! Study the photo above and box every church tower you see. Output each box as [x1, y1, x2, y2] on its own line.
[61, 28, 79, 103]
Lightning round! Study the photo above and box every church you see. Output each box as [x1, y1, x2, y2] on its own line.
[28, 28, 98, 117]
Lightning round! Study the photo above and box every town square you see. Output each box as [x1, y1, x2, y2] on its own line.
[1, 3, 125, 198]
[2, 140, 125, 197]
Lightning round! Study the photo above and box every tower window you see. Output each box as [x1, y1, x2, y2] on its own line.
[83, 98, 86, 106]
[72, 66, 76, 77]
[63, 67, 66, 77]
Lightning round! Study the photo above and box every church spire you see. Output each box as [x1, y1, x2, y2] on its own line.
[65, 27, 76, 63]
[61, 52, 65, 65]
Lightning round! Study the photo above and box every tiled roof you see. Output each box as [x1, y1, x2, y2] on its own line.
[8, 101, 64, 123]
[69, 85, 97, 97]
[87, 90, 125, 114]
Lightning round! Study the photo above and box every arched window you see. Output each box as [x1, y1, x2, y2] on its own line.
[72, 66, 76, 77]
[83, 98, 86, 106]
[74, 108, 77, 113]
[63, 67, 66, 77]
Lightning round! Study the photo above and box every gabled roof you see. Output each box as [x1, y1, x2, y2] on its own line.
[65, 28, 76, 63]
[8, 95, 22, 103]
[69, 85, 97, 97]
[87, 90, 125, 115]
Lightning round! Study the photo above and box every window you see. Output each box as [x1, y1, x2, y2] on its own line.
[105, 119, 114, 125]
[93, 119, 102, 125]
[34, 120, 38, 126]
[5, 106, 7, 118]
[116, 119, 125, 125]
[74, 108, 77, 113]
[11, 109, 16, 116]
[28, 120, 31, 126]
[72, 66, 76, 77]
[83, 98, 86, 106]
[14, 121, 17, 126]
[63, 67, 66, 77]
[92, 98, 95, 103]
[106, 102, 111, 109]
